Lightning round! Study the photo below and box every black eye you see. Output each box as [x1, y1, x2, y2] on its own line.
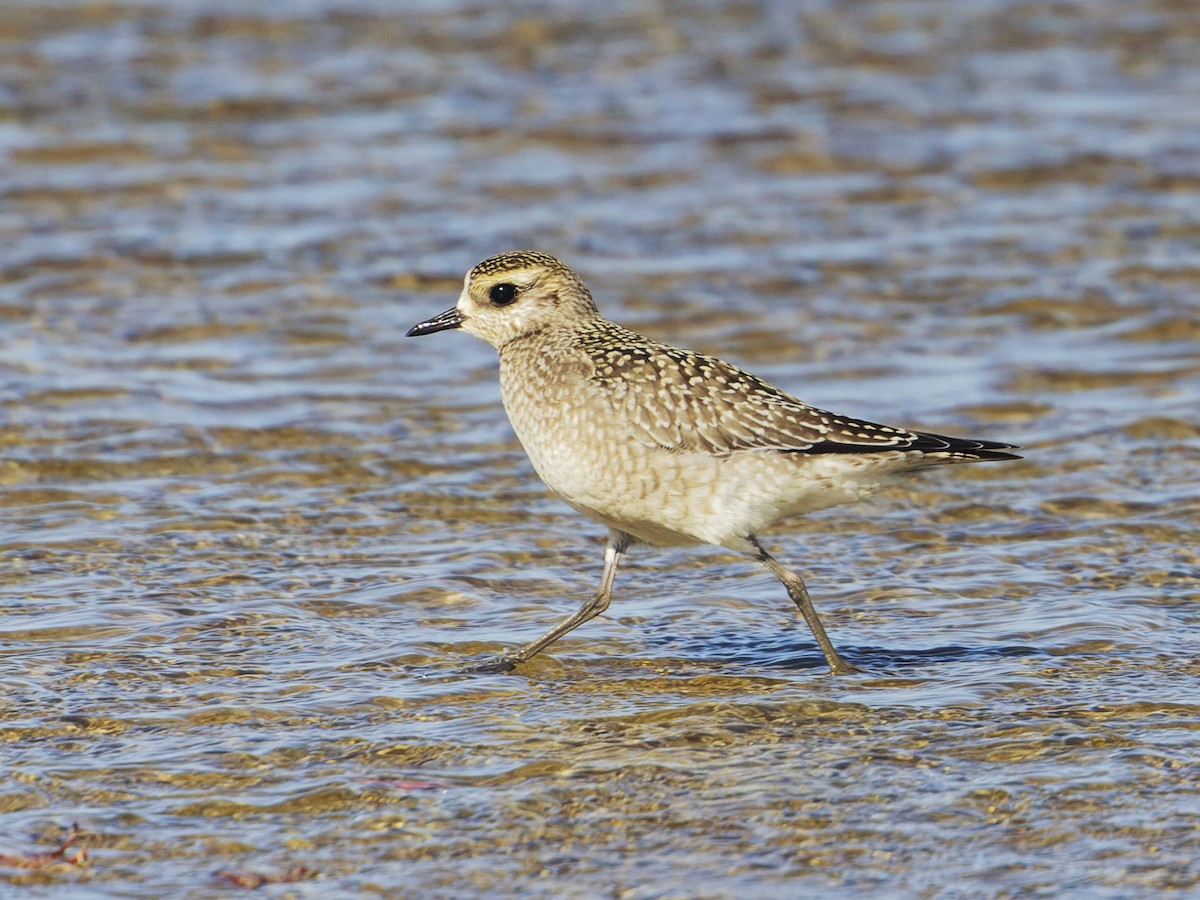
[489, 283, 518, 306]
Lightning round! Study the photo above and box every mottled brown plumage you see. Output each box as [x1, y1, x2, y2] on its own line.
[408, 251, 1019, 674]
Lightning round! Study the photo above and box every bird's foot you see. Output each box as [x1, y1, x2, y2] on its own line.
[827, 657, 865, 676]
[458, 652, 522, 675]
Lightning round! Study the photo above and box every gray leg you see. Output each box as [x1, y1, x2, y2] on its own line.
[749, 537, 861, 676]
[474, 530, 634, 672]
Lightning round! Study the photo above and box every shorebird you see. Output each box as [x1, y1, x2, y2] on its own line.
[408, 251, 1019, 674]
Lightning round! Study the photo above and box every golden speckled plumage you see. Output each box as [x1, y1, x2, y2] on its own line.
[407, 251, 1020, 674]
[577, 320, 934, 455]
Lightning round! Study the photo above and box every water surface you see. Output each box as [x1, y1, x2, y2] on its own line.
[2, 0, 1198, 895]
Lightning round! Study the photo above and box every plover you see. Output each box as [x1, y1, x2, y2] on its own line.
[408, 251, 1019, 674]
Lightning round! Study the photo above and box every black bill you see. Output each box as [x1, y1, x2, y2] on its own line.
[406, 307, 463, 337]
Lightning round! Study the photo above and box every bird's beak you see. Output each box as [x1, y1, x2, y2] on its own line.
[406, 307, 463, 337]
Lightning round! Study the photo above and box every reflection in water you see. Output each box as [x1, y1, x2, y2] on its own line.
[2, 0, 1199, 895]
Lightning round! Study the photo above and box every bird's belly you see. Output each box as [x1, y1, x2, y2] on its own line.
[500, 369, 906, 548]
[514, 410, 900, 548]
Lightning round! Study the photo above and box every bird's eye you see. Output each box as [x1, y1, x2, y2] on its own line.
[489, 283, 518, 306]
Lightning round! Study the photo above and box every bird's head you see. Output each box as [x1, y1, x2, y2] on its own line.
[407, 251, 598, 349]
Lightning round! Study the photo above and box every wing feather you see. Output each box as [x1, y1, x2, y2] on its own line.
[580, 323, 1019, 461]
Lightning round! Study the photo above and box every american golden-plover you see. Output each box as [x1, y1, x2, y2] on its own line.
[408, 251, 1019, 674]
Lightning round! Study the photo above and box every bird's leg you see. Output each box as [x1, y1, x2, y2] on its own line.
[470, 531, 634, 673]
[749, 537, 862, 676]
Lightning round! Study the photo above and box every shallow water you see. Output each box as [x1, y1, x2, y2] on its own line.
[2, 0, 1199, 895]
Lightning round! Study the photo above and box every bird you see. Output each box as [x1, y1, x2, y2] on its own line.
[407, 251, 1019, 675]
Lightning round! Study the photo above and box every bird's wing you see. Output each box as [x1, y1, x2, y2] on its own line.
[585, 331, 1017, 460]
